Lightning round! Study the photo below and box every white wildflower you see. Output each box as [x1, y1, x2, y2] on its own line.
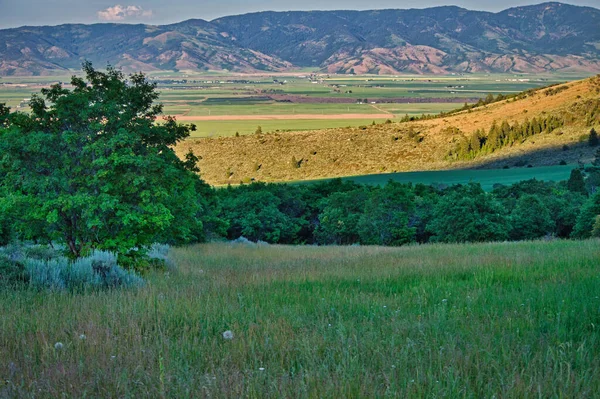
[222, 330, 234, 340]
[259, 367, 265, 371]
[79, 334, 87, 340]
[54, 342, 64, 350]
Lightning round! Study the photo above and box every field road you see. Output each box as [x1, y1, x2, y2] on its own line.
[168, 113, 394, 121]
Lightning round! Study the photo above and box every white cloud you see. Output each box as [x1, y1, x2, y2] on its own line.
[97, 5, 153, 21]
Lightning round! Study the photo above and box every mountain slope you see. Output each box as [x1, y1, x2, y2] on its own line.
[176, 76, 600, 185]
[213, 2, 600, 74]
[0, 21, 291, 76]
[1, 2, 599, 76]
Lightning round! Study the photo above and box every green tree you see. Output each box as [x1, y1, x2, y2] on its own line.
[427, 184, 509, 243]
[567, 168, 587, 195]
[357, 182, 416, 246]
[0, 63, 205, 259]
[315, 188, 369, 245]
[572, 191, 600, 238]
[592, 149, 600, 167]
[0, 103, 9, 127]
[589, 128, 599, 147]
[219, 185, 303, 243]
[544, 190, 587, 238]
[510, 195, 554, 240]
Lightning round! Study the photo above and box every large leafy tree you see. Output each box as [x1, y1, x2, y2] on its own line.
[315, 188, 370, 245]
[219, 186, 301, 243]
[509, 194, 554, 240]
[0, 63, 205, 258]
[357, 182, 416, 246]
[427, 184, 509, 243]
[572, 191, 600, 239]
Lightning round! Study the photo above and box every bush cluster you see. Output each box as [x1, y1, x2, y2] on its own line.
[217, 167, 600, 246]
[0, 243, 164, 291]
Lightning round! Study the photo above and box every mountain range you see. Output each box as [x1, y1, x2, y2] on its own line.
[1, 2, 600, 76]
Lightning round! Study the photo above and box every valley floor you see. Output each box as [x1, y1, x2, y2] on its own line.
[1, 240, 599, 397]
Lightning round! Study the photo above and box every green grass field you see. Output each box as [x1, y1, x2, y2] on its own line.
[297, 165, 578, 191]
[1, 240, 599, 397]
[345, 165, 577, 190]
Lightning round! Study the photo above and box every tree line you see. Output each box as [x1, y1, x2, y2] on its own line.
[448, 115, 566, 160]
[213, 167, 600, 246]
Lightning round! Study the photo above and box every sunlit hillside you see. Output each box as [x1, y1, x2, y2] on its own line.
[177, 76, 600, 185]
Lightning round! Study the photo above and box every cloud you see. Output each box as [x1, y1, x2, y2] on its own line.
[97, 5, 153, 21]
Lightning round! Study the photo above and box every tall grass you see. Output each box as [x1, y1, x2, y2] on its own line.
[1, 240, 599, 397]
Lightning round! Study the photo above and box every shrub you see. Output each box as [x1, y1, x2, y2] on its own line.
[0, 243, 62, 287]
[25, 250, 144, 291]
[147, 244, 175, 270]
[0, 255, 27, 287]
[23, 245, 62, 261]
[514, 160, 528, 167]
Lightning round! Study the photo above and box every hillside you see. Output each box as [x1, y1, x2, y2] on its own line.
[0, 21, 291, 76]
[1, 2, 600, 76]
[214, 3, 600, 74]
[176, 75, 600, 185]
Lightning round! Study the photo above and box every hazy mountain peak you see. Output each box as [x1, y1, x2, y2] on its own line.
[1, 2, 599, 76]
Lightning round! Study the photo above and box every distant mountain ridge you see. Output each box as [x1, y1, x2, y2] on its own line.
[1, 2, 600, 76]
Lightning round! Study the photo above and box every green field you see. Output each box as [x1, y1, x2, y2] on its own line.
[1, 72, 592, 137]
[2, 240, 599, 397]
[308, 164, 580, 191]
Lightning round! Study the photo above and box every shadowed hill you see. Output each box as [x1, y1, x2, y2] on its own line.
[176, 75, 600, 185]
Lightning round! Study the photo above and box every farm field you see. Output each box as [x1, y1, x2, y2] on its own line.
[299, 164, 579, 191]
[1, 240, 599, 397]
[1, 72, 587, 137]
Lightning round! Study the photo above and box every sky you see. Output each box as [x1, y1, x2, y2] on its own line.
[0, 0, 598, 29]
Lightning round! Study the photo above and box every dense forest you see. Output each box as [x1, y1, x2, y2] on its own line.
[208, 163, 600, 246]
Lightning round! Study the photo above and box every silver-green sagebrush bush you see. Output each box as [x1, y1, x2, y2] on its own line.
[147, 243, 175, 270]
[25, 250, 144, 291]
[0, 244, 146, 290]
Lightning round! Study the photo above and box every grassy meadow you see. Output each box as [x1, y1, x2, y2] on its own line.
[301, 164, 579, 191]
[1, 240, 599, 397]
